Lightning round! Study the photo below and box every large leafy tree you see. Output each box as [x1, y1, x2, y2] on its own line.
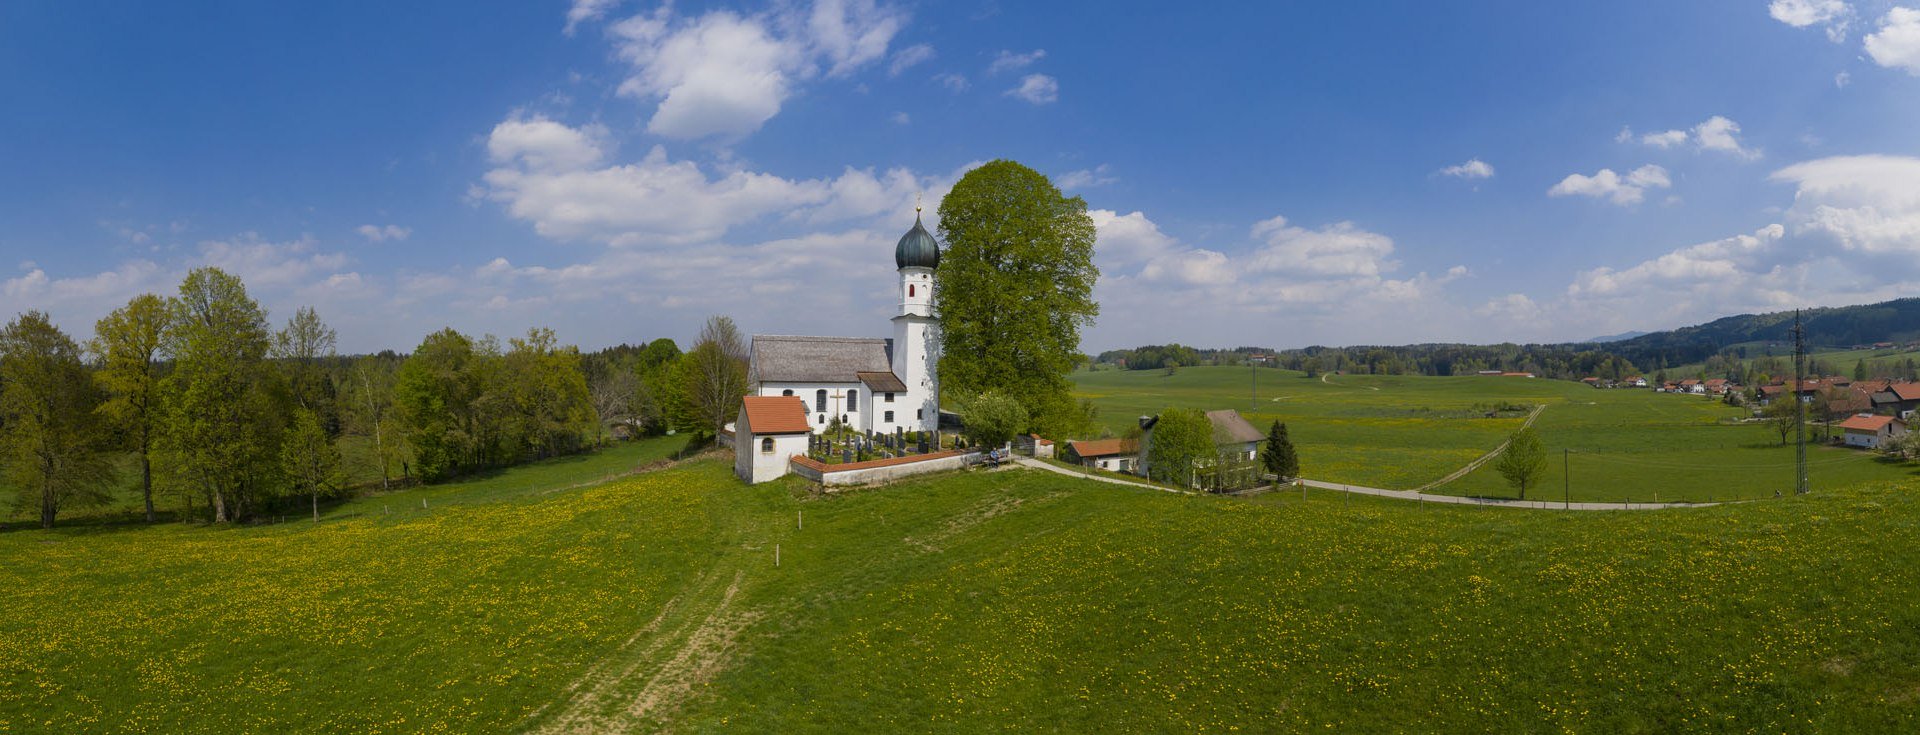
[90, 293, 172, 522]
[281, 407, 342, 523]
[956, 390, 1028, 449]
[500, 327, 596, 459]
[157, 267, 285, 523]
[394, 328, 483, 481]
[936, 160, 1099, 436]
[272, 306, 340, 434]
[0, 312, 115, 528]
[342, 355, 401, 490]
[1495, 426, 1547, 500]
[673, 316, 748, 439]
[1145, 408, 1213, 487]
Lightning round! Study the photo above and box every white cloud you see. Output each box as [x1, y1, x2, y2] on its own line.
[487, 116, 609, 172]
[1437, 158, 1495, 179]
[1769, 0, 1854, 41]
[1835, 70, 1852, 87]
[1626, 116, 1760, 158]
[987, 49, 1046, 75]
[606, 1, 907, 140]
[1524, 154, 1920, 339]
[1691, 116, 1761, 159]
[1865, 7, 1920, 75]
[1640, 129, 1689, 148]
[1005, 74, 1059, 104]
[1548, 164, 1671, 205]
[1085, 209, 1472, 348]
[1057, 164, 1116, 189]
[564, 0, 620, 35]
[887, 43, 934, 76]
[480, 117, 965, 246]
[933, 72, 969, 92]
[355, 224, 412, 242]
[890, 111, 910, 125]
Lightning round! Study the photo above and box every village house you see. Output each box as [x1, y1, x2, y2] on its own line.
[1870, 383, 1920, 419]
[1135, 409, 1266, 482]
[1065, 438, 1137, 473]
[1837, 413, 1908, 449]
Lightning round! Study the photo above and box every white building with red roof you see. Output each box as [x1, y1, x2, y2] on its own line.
[735, 395, 815, 484]
[1836, 413, 1908, 449]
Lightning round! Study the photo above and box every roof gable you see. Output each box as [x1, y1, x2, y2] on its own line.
[740, 395, 812, 434]
[1204, 409, 1265, 444]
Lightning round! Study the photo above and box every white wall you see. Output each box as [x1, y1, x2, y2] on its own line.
[737, 431, 809, 484]
[757, 381, 906, 435]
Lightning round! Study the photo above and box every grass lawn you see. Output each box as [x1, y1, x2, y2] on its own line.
[1072, 366, 1919, 502]
[5, 451, 1920, 732]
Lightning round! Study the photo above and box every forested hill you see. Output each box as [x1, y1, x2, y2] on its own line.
[1594, 298, 1920, 368]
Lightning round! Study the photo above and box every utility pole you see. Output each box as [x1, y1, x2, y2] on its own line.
[1249, 354, 1268, 411]
[1792, 309, 1810, 495]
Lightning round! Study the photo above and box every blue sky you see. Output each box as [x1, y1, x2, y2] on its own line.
[3, 1, 1919, 353]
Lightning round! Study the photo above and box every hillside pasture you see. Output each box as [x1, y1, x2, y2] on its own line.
[6, 451, 1920, 732]
[1071, 366, 1917, 502]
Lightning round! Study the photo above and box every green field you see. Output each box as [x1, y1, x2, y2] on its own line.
[1071, 366, 1918, 502]
[5, 446, 1920, 732]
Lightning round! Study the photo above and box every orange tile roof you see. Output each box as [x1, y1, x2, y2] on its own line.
[1837, 414, 1903, 432]
[1885, 383, 1920, 401]
[1068, 438, 1135, 458]
[741, 395, 812, 434]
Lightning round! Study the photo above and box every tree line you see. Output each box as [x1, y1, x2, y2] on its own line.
[1097, 343, 1642, 382]
[0, 267, 753, 528]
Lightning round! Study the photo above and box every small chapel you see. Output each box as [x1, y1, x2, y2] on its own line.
[744, 206, 944, 428]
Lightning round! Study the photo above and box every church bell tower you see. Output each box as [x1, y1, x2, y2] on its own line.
[891, 205, 942, 432]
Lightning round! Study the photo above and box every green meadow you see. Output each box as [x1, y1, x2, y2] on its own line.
[5, 445, 1920, 732]
[1070, 366, 1919, 502]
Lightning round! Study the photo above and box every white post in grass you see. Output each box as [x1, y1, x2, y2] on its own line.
[775, 544, 781, 568]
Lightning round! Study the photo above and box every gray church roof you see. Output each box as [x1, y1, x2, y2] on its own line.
[1205, 410, 1266, 444]
[895, 211, 941, 269]
[750, 335, 894, 384]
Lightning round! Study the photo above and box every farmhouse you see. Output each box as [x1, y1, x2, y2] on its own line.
[1836, 413, 1908, 449]
[1066, 438, 1137, 473]
[1136, 409, 1265, 479]
[745, 209, 943, 437]
[1870, 383, 1920, 419]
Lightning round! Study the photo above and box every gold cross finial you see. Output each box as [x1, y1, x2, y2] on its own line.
[915, 192, 922, 214]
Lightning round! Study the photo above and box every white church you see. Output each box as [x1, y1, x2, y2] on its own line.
[747, 207, 944, 433]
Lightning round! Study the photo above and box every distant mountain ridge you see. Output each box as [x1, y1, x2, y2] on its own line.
[1588, 298, 1920, 368]
[1582, 330, 1648, 344]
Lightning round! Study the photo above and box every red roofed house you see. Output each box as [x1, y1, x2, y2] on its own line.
[1871, 383, 1920, 419]
[1837, 413, 1908, 449]
[1066, 438, 1138, 474]
[735, 395, 814, 484]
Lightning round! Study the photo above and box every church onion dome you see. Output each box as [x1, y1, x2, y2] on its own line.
[895, 210, 941, 269]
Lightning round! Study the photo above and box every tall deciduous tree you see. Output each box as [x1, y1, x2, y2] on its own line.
[157, 267, 283, 523]
[343, 356, 400, 490]
[1144, 408, 1213, 487]
[281, 407, 342, 523]
[936, 160, 1099, 437]
[501, 327, 596, 459]
[1495, 426, 1546, 500]
[0, 312, 115, 528]
[674, 316, 748, 439]
[395, 328, 483, 481]
[90, 294, 171, 522]
[272, 306, 340, 434]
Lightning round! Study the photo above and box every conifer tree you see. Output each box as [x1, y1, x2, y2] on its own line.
[1262, 420, 1299, 482]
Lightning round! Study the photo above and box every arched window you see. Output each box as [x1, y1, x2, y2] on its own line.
[846, 389, 858, 411]
[816, 389, 827, 413]
[760, 437, 774, 453]
[782, 389, 793, 397]
[908, 284, 915, 298]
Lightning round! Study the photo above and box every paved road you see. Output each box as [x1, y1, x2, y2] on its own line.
[1017, 455, 1725, 511]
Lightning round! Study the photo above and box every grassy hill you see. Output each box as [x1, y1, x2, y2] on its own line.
[5, 446, 1920, 732]
[1596, 297, 1920, 369]
[1071, 366, 1917, 502]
